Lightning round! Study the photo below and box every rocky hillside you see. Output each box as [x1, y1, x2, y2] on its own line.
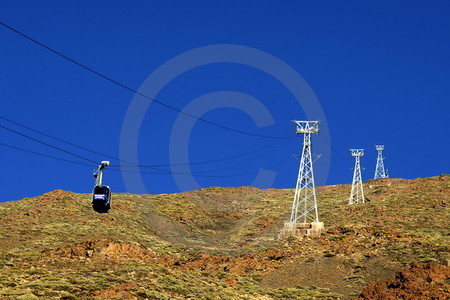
[358, 262, 450, 299]
[0, 175, 448, 299]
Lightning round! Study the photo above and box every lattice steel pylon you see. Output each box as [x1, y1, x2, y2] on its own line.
[374, 145, 388, 179]
[289, 121, 320, 224]
[349, 149, 365, 205]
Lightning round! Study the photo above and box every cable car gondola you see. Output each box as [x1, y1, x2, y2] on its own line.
[92, 161, 111, 213]
[92, 185, 111, 213]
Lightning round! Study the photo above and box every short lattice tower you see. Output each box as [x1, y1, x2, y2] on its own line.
[374, 145, 388, 179]
[349, 149, 365, 205]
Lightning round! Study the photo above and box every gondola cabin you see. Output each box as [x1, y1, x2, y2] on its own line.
[92, 185, 111, 213]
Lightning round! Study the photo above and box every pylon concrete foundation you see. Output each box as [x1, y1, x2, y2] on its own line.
[279, 221, 325, 238]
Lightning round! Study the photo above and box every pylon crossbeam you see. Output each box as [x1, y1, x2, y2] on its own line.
[293, 120, 320, 134]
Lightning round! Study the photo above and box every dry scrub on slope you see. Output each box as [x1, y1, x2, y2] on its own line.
[0, 175, 448, 299]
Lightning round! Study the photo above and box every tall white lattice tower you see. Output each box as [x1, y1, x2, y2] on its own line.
[280, 121, 324, 238]
[374, 145, 388, 179]
[290, 121, 320, 223]
[349, 149, 365, 205]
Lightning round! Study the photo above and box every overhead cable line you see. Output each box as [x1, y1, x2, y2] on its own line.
[0, 135, 289, 179]
[0, 21, 292, 140]
[0, 116, 175, 174]
[116, 140, 290, 177]
[0, 119, 291, 178]
[0, 124, 99, 164]
[317, 134, 352, 161]
[0, 114, 287, 168]
[111, 139, 288, 168]
[122, 138, 293, 175]
[111, 156, 292, 178]
[0, 115, 123, 163]
[183, 138, 291, 174]
[0, 142, 95, 167]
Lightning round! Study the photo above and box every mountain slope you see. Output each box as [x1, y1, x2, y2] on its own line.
[0, 175, 448, 299]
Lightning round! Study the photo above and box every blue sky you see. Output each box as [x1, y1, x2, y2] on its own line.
[0, 1, 449, 201]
